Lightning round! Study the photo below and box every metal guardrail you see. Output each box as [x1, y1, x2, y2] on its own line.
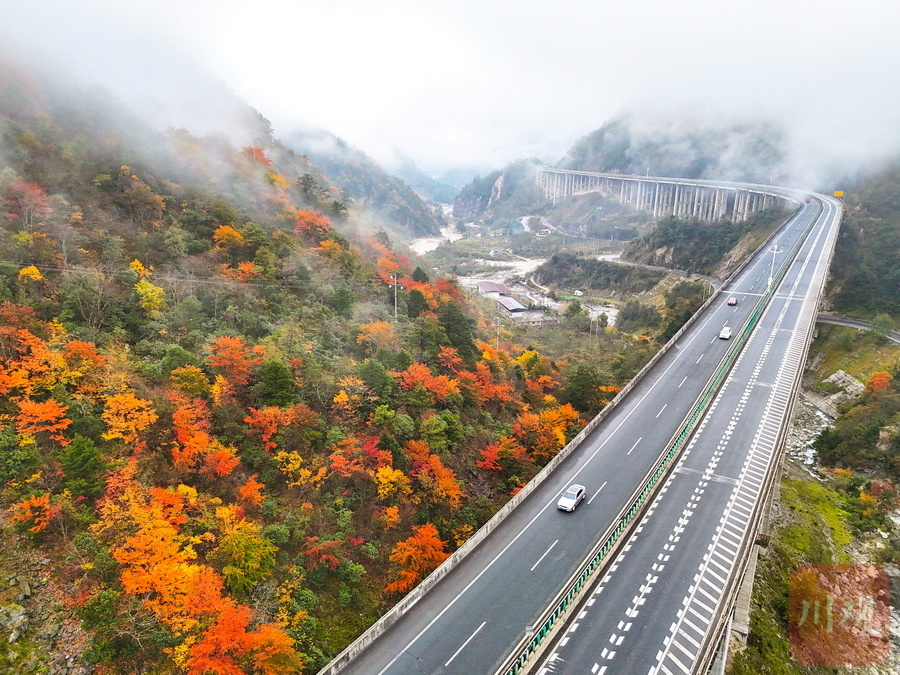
[496, 199, 818, 675]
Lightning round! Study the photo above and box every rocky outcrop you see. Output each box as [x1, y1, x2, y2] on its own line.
[1, 527, 92, 674]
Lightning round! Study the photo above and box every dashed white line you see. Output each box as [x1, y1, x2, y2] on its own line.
[588, 482, 608, 504]
[444, 621, 486, 667]
[627, 438, 642, 455]
[531, 540, 559, 572]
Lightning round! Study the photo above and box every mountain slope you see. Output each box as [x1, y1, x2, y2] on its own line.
[285, 128, 444, 237]
[0, 53, 600, 674]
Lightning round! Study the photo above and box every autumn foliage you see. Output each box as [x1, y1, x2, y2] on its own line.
[208, 336, 266, 387]
[0, 73, 618, 674]
[93, 482, 301, 673]
[0, 280, 592, 673]
[866, 370, 893, 392]
[9, 493, 61, 533]
[15, 397, 72, 446]
[383, 523, 450, 594]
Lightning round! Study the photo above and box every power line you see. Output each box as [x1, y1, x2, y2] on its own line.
[0, 259, 316, 292]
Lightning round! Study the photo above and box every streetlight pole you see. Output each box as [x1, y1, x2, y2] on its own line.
[494, 315, 502, 349]
[389, 273, 398, 319]
[767, 244, 782, 288]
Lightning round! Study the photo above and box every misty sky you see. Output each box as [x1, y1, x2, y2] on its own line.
[2, 0, 900, 180]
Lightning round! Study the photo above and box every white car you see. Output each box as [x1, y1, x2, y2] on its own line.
[557, 484, 586, 512]
[719, 326, 733, 340]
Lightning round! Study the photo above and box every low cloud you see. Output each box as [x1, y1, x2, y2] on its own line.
[2, 0, 899, 186]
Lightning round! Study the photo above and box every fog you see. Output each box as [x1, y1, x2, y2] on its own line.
[2, 0, 899, 186]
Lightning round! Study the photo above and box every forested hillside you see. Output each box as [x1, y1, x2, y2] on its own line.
[285, 128, 445, 236]
[535, 253, 664, 294]
[808, 159, 900, 479]
[452, 159, 545, 220]
[622, 208, 789, 277]
[0, 58, 602, 673]
[826, 160, 900, 319]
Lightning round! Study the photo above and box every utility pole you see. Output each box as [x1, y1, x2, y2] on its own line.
[494, 315, 502, 349]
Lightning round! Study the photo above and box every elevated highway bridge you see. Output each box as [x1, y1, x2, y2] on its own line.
[537, 167, 788, 221]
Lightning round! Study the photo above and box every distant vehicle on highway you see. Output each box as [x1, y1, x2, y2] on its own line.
[805, 197, 811, 203]
[727, 296, 738, 306]
[719, 326, 733, 340]
[557, 485, 586, 512]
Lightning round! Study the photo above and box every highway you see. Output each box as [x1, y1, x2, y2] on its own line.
[325, 196, 833, 675]
[533, 196, 842, 674]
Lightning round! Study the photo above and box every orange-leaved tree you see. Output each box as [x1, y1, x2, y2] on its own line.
[237, 474, 265, 508]
[8, 493, 61, 533]
[242, 146, 272, 167]
[212, 224, 245, 250]
[244, 405, 306, 452]
[394, 362, 460, 404]
[207, 335, 265, 388]
[171, 399, 241, 477]
[413, 454, 465, 509]
[512, 403, 580, 459]
[15, 397, 72, 446]
[293, 209, 332, 240]
[92, 481, 301, 673]
[475, 436, 529, 471]
[866, 371, 893, 392]
[101, 392, 158, 447]
[383, 523, 450, 594]
[356, 321, 401, 354]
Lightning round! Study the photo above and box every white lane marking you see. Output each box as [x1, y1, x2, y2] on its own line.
[444, 621, 486, 667]
[656, 403, 668, 418]
[588, 482, 608, 504]
[627, 437, 642, 455]
[531, 540, 559, 572]
[696, 353, 705, 362]
[678, 376, 688, 388]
